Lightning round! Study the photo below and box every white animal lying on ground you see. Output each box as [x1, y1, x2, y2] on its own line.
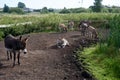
[57, 38, 70, 48]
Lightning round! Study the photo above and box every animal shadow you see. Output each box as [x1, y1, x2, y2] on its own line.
[70, 35, 80, 38]
[50, 45, 58, 49]
[0, 73, 5, 77]
[0, 59, 13, 68]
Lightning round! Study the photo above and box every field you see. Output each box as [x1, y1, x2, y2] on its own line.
[0, 13, 120, 80]
[0, 31, 97, 80]
[0, 13, 117, 26]
[0, 13, 116, 40]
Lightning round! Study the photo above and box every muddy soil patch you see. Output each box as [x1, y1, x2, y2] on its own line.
[0, 31, 97, 80]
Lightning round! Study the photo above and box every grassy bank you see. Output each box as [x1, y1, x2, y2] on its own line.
[76, 44, 120, 80]
[76, 15, 120, 80]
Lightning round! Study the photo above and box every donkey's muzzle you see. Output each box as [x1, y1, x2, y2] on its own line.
[23, 49, 27, 54]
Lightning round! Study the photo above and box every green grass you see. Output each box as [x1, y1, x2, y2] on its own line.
[76, 14, 120, 80]
[76, 44, 120, 80]
[0, 13, 117, 25]
[0, 13, 116, 39]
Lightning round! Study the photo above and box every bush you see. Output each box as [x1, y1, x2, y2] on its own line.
[9, 8, 24, 14]
[0, 31, 4, 40]
[0, 14, 62, 39]
[108, 15, 120, 48]
[59, 8, 71, 14]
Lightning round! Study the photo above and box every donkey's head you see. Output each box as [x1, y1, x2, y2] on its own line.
[18, 35, 30, 54]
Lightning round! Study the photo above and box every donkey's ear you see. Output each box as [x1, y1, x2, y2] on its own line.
[27, 35, 30, 38]
[24, 35, 30, 42]
[24, 38, 28, 42]
[19, 35, 22, 40]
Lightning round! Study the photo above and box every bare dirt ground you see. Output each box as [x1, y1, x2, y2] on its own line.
[0, 31, 96, 80]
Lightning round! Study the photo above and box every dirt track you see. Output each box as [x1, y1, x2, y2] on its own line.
[0, 31, 94, 80]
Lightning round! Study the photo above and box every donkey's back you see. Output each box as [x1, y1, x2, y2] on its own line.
[4, 34, 18, 50]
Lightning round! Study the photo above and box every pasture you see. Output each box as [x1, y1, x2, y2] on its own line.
[0, 13, 119, 80]
[0, 13, 115, 40]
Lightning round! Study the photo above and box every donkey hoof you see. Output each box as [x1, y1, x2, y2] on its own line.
[18, 63, 20, 65]
[12, 64, 15, 67]
[12, 66, 15, 68]
[7, 58, 9, 60]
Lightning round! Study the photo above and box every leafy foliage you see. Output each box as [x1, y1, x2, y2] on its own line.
[41, 7, 49, 14]
[0, 31, 4, 40]
[59, 7, 71, 14]
[3, 4, 9, 13]
[107, 15, 120, 48]
[91, 0, 103, 12]
[9, 8, 24, 14]
[18, 2, 26, 8]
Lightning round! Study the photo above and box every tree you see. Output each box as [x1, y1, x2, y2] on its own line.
[18, 2, 26, 8]
[41, 7, 49, 13]
[91, 0, 103, 12]
[70, 8, 88, 13]
[101, 8, 109, 13]
[3, 4, 9, 13]
[59, 7, 71, 14]
[48, 8, 54, 12]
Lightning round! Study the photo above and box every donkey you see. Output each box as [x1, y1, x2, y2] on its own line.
[59, 23, 68, 32]
[79, 20, 98, 40]
[68, 21, 74, 31]
[79, 22, 89, 36]
[87, 26, 98, 40]
[78, 20, 91, 33]
[4, 34, 29, 67]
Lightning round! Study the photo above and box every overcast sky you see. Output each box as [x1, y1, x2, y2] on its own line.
[0, 0, 120, 9]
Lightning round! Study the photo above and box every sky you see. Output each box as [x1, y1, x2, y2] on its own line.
[0, 0, 120, 9]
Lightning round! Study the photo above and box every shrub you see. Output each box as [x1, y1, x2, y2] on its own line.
[107, 15, 120, 48]
[9, 8, 24, 14]
[0, 31, 4, 40]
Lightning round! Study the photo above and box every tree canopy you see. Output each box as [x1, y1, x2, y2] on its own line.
[3, 4, 9, 13]
[91, 0, 103, 12]
[41, 7, 49, 13]
[18, 2, 26, 8]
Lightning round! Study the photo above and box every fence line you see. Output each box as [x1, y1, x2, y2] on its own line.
[0, 22, 32, 28]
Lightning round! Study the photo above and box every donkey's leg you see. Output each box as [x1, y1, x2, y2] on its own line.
[17, 51, 20, 65]
[7, 50, 12, 60]
[10, 51, 12, 59]
[7, 51, 9, 60]
[13, 51, 16, 67]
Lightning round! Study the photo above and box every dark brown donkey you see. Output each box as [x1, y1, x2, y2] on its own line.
[4, 34, 29, 67]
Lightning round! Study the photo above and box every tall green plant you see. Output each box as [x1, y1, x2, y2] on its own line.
[108, 15, 120, 48]
[0, 31, 4, 40]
